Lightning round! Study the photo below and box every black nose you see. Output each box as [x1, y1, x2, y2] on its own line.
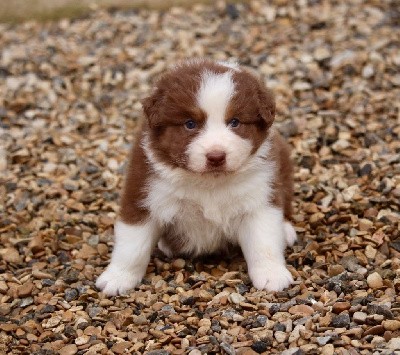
[206, 150, 226, 167]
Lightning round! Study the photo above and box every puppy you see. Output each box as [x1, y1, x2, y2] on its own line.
[96, 59, 297, 296]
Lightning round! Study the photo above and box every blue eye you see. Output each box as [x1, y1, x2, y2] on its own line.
[185, 119, 197, 130]
[228, 118, 240, 128]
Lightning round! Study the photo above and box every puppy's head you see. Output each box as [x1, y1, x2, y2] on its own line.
[142, 59, 275, 174]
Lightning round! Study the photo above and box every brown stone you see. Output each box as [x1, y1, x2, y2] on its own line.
[319, 313, 333, 327]
[17, 282, 34, 298]
[383, 320, 400, 331]
[28, 234, 45, 253]
[97, 243, 109, 256]
[328, 265, 345, 277]
[59, 344, 78, 355]
[0, 248, 21, 263]
[111, 341, 132, 354]
[0, 324, 17, 332]
[288, 304, 314, 316]
[363, 325, 385, 336]
[75, 244, 97, 260]
[332, 301, 351, 314]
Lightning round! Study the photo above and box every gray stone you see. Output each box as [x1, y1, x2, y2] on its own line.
[317, 336, 332, 346]
[64, 288, 79, 302]
[256, 315, 268, 327]
[20, 297, 34, 307]
[367, 304, 394, 319]
[330, 313, 350, 328]
[220, 342, 235, 355]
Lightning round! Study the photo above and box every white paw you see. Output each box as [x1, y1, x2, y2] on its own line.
[284, 221, 297, 247]
[249, 264, 293, 292]
[96, 265, 144, 296]
[157, 239, 173, 257]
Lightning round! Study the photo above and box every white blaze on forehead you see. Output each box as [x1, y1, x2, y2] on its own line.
[196, 70, 235, 123]
[188, 69, 253, 173]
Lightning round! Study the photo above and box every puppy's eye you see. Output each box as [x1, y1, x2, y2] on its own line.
[185, 119, 197, 130]
[228, 118, 240, 128]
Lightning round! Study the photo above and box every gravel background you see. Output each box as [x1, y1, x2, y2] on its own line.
[0, 0, 400, 354]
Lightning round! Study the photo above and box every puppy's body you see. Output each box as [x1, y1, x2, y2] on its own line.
[97, 59, 296, 296]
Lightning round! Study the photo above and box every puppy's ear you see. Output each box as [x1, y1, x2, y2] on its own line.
[257, 82, 276, 129]
[141, 89, 164, 128]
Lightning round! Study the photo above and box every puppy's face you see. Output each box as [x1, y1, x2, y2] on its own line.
[142, 60, 275, 174]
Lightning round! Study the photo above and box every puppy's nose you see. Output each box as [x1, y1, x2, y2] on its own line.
[206, 150, 226, 167]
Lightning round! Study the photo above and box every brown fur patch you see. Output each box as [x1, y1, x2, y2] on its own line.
[119, 129, 151, 224]
[226, 69, 276, 153]
[141, 60, 234, 169]
[142, 60, 228, 128]
[269, 131, 294, 220]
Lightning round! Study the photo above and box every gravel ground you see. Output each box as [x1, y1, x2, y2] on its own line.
[1, 1, 400, 354]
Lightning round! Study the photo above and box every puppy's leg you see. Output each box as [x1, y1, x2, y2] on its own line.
[238, 207, 293, 292]
[96, 220, 158, 296]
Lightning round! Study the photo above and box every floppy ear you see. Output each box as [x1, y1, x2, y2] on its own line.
[257, 82, 276, 129]
[141, 88, 164, 128]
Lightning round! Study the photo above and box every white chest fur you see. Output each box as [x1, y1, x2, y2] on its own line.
[144, 144, 275, 256]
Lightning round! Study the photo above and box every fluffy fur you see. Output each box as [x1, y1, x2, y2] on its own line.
[96, 59, 296, 296]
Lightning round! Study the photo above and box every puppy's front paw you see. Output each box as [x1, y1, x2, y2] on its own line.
[96, 266, 143, 296]
[249, 264, 293, 292]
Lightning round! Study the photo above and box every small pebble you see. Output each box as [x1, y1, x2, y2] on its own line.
[229, 292, 245, 305]
[17, 283, 34, 298]
[75, 335, 90, 345]
[362, 64, 374, 78]
[220, 342, 235, 355]
[251, 341, 269, 354]
[64, 289, 79, 302]
[367, 272, 383, 289]
[383, 320, 400, 331]
[59, 344, 78, 355]
[316, 336, 332, 346]
[330, 313, 350, 328]
[133, 315, 147, 325]
[363, 325, 385, 336]
[321, 344, 334, 355]
[274, 331, 287, 343]
[288, 304, 314, 316]
[172, 258, 185, 270]
[387, 338, 400, 350]
[332, 301, 351, 314]
[20, 297, 34, 307]
[1, 248, 21, 263]
[353, 311, 368, 324]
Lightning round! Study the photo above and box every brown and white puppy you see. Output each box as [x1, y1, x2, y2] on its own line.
[96, 59, 296, 295]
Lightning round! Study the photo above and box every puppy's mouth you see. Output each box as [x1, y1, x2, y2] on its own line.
[176, 160, 234, 175]
[190, 165, 237, 176]
[205, 168, 230, 176]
